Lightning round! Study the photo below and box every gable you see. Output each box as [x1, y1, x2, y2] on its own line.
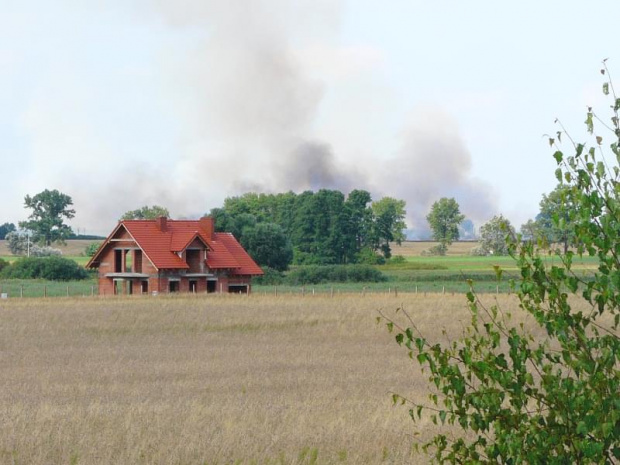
[88, 217, 263, 275]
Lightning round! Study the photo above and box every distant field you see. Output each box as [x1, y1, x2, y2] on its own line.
[390, 241, 479, 257]
[0, 293, 557, 464]
[0, 239, 98, 260]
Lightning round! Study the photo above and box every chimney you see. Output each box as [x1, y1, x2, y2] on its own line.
[199, 216, 214, 240]
[156, 216, 168, 232]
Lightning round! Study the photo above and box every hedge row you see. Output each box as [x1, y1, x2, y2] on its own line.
[255, 264, 388, 286]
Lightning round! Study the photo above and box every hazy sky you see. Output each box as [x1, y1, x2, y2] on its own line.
[2, 1, 618, 236]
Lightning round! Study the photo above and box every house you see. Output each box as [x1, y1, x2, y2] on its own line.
[86, 217, 263, 295]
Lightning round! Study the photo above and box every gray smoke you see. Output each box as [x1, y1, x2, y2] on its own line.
[378, 108, 497, 238]
[9, 1, 497, 235]
[149, 0, 359, 209]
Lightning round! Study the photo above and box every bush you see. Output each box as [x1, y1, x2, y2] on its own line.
[355, 247, 386, 265]
[0, 258, 8, 274]
[421, 243, 447, 256]
[285, 265, 387, 285]
[1, 257, 89, 281]
[84, 242, 102, 257]
[252, 267, 285, 285]
[5, 231, 29, 255]
[386, 255, 406, 265]
[30, 245, 62, 257]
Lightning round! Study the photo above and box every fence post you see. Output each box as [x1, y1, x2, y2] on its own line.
[330, 286, 333, 298]
[66, 286, 69, 297]
[442, 286, 445, 294]
[20, 286, 24, 298]
[395, 286, 398, 297]
[44, 285, 47, 298]
[91, 285, 94, 297]
[274, 286, 278, 297]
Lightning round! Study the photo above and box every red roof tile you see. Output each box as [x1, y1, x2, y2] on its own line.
[87, 218, 263, 276]
[215, 233, 264, 275]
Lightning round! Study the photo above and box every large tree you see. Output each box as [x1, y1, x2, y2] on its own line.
[426, 197, 465, 252]
[121, 205, 170, 220]
[19, 189, 75, 246]
[371, 197, 407, 259]
[534, 184, 576, 253]
[472, 214, 516, 256]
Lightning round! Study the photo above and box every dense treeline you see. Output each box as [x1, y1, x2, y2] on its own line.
[208, 189, 406, 270]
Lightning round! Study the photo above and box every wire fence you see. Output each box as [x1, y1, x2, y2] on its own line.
[0, 281, 515, 300]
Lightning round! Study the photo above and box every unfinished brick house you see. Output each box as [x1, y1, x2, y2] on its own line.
[86, 217, 263, 295]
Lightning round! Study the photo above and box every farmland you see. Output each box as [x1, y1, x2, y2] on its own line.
[0, 240, 599, 297]
[0, 292, 552, 464]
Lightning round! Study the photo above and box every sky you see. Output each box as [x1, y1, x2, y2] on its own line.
[1, 0, 618, 237]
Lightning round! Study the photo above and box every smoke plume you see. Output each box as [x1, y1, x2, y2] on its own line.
[6, 1, 497, 236]
[379, 108, 497, 238]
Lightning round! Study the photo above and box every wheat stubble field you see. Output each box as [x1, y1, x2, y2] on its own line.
[0, 293, 542, 464]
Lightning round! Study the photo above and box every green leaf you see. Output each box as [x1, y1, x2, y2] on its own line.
[553, 151, 563, 164]
[603, 82, 609, 95]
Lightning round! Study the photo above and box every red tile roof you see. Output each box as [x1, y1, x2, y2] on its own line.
[215, 233, 264, 275]
[87, 218, 263, 275]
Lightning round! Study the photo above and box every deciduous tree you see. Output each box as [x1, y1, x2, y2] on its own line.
[19, 189, 75, 246]
[121, 205, 170, 220]
[471, 215, 515, 256]
[371, 197, 407, 259]
[426, 198, 465, 254]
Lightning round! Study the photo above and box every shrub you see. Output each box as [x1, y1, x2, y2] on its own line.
[421, 243, 447, 256]
[386, 255, 407, 265]
[5, 231, 29, 255]
[253, 267, 285, 285]
[355, 247, 386, 265]
[1, 257, 89, 281]
[30, 245, 62, 257]
[84, 242, 102, 257]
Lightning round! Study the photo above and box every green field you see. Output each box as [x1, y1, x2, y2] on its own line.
[0, 240, 600, 298]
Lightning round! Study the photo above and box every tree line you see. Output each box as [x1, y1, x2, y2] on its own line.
[207, 189, 406, 270]
[1, 183, 583, 267]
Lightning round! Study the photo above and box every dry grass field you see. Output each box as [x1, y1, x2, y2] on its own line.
[0, 293, 545, 465]
[390, 241, 478, 257]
